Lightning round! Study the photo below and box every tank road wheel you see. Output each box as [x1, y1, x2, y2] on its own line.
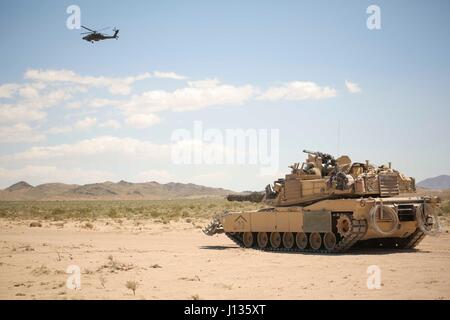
[242, 232, 254, 248]
[309, 232, 322, 250]
[257, 232, 269, 248]
[295, 232, 308, 249]
[282, 232, 294, 249]
[270, 232, 282, 248]
[323, 232, 337, 251]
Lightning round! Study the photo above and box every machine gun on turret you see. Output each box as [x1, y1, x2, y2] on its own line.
[302, 149, 336, 167]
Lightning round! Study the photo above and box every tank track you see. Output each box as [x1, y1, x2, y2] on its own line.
[355, 228, 426, 249]
[400, 228, 426, 249]
[224, 218, 368, 254]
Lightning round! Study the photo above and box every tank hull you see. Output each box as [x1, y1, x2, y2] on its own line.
[204, 196, 439, 253]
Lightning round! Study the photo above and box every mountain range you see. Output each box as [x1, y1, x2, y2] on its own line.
[417, 175, 450, 190]
[0, 180, 233, 201]
[1, 174, 448, 201]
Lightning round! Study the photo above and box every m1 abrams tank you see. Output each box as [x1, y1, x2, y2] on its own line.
[203, 150, 442, 253]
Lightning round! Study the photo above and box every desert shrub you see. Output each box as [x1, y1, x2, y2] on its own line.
[0, 198, 264, 222]
[149, 210, 162, 218]
[181, 210, 190, 218]
[441, 201, 450, 215]
[125, 280, 138, 295]
[0, 208, 8, 218]
[108, 208, 118, 218]
[83, 222, 94, 229]
[51, 208, 65, 215]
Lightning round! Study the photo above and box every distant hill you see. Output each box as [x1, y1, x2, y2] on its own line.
[0, 180, 233, 201]
[417, 175, 450, 190]
[4, 181, 33, 192]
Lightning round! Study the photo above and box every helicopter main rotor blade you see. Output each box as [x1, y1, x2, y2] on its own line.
[81, 25, 95, 32]
[80, 32, 93, 35]
[97, 27, 111, 32]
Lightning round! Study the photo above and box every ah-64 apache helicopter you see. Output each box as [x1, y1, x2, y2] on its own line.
[80, 25, 119, 43]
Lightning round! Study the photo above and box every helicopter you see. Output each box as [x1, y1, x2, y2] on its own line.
[80, 26, 119, 43]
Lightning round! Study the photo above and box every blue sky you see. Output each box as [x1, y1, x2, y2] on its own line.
[0, 0, 449, 190]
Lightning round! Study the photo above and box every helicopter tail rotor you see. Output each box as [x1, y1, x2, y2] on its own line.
[113, 28, 119, 39]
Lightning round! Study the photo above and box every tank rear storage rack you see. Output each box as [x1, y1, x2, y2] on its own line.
[379, 174, 400, 197]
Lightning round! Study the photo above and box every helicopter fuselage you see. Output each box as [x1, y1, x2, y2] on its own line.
[83, 34, 115, 43]
[81, 29, 119, 43]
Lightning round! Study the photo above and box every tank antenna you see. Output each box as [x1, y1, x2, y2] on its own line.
[337, 119, 341, 155]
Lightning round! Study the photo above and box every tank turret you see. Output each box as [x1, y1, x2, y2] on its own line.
[263, 150, 416, 207]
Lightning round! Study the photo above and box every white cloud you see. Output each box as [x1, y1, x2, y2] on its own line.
[24, 69, 151, 95]
[0, 104, 46, 124]
[345, 80, 361, 93]
[33, 89, 72, 108]
[14, 89, 72, 111]
[125, 113, 161, 128]
[46, 126, 73, 135]
[3, 68, 343, 131]
[75, 117, 97, 130]
[88, 98, 119, 108]
[47, 117, 97, 134]
[0, 85, 73, 127]
[120, 79, 256, 114]
[153, 71, 187, 80]
[99, 119, 121, 129]
[19, 86, 40, 99]
[0, 123, 46, 143]
[0, 83, 20, 98]
[17, 83, 47, 99]
[3, 136, 169, 161]
[258, 81, 337, 101]
[1, 68, 344, 150]
[65, 102, 82, 109]
[0, 165, 115, 187]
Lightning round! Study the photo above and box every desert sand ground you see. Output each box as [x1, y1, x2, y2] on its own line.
[0, 218, 449, 300]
